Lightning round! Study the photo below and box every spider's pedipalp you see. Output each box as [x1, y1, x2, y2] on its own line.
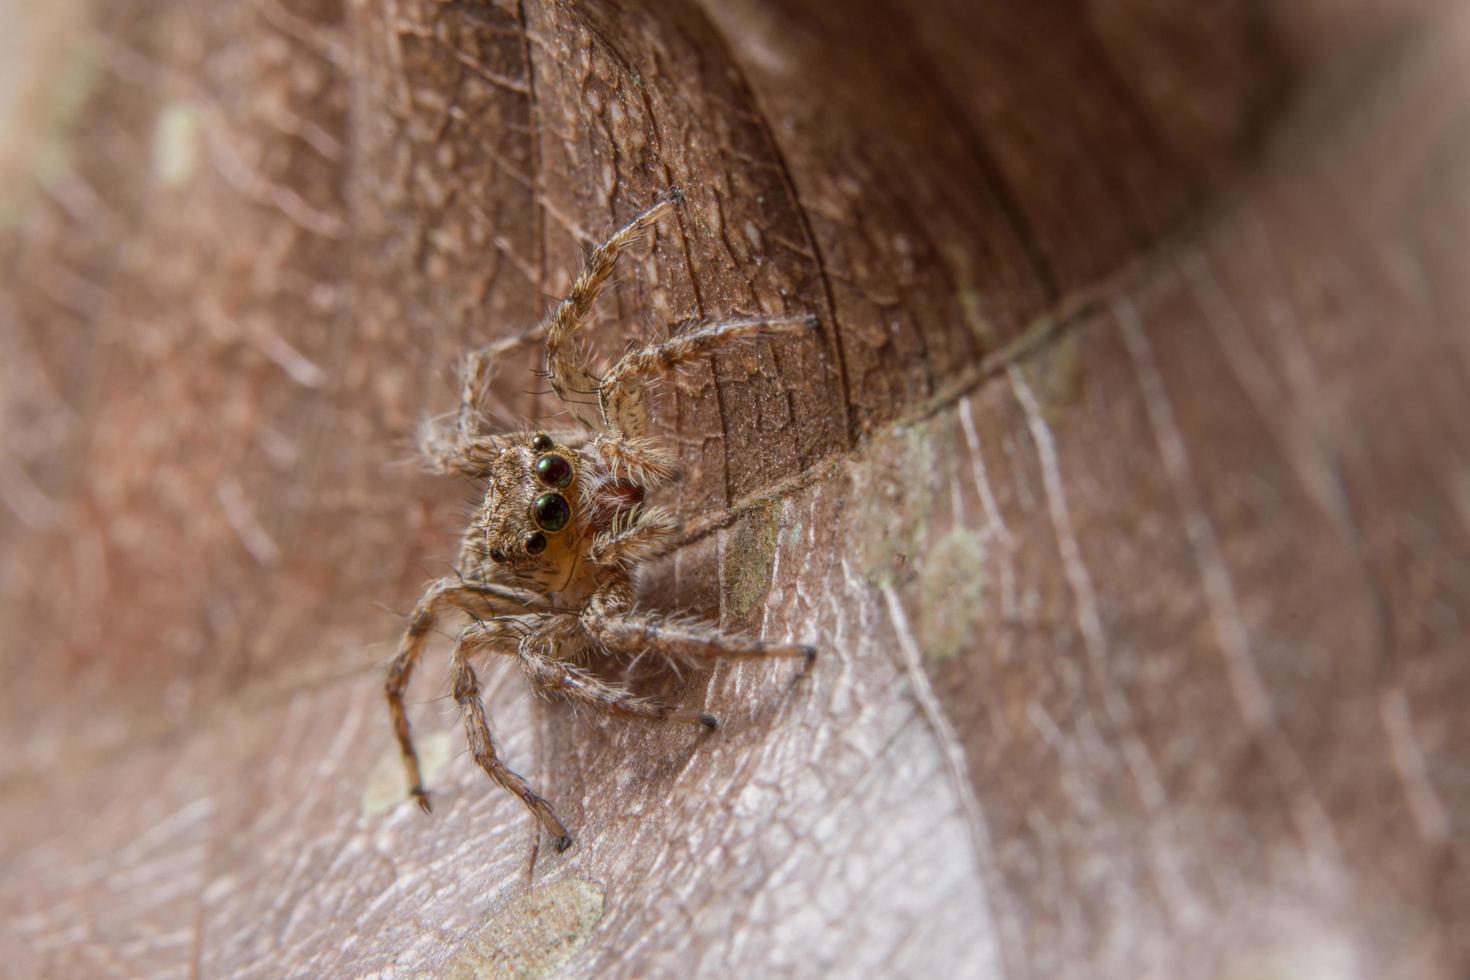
[587, 504, 679, 568]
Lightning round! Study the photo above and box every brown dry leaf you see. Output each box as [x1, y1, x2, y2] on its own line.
[1, 1, 1466, 976]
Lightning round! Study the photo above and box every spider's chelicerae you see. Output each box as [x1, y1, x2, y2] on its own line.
[385, 190, 817, 852]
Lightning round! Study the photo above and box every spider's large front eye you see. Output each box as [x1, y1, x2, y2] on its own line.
[535, 453, 574, 489]
[532, 491, 571, 533]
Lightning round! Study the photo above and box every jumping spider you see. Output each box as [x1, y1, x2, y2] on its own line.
[385, 190, 817, 852]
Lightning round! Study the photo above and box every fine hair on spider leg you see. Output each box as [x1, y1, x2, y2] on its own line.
[384, 190, 818, 854]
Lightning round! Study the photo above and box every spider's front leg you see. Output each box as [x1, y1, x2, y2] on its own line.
[451, 620, 573, 852]
[516, 645, 717, 730]
[580, 575, 816, 681]
[385, 578, 488, 812]
[385, 578, 551, 813]
[502, 605, 715, 735]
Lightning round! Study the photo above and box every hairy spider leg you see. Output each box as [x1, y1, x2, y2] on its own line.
[581, 574, 815, 673]
[584, 599, 816, 663]
[419, 431, 510, 478]
[599, 312, 818, 438]
[512, 637, 715, 729]
[387, 579, 554, 812]
[418, 327, 540, 475]
[587, 312, 816, 489]
[442, 189, 684, 451]
[449, 624, 574, 852]
[385, 579, 484, 813]
[425, 194, 685, 475]
[545, 190, 684, 430]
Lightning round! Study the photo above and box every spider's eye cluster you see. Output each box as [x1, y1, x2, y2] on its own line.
[535, 453, 574, 489]
[533, 491, 570, 532]
[528, 435, 574, 538]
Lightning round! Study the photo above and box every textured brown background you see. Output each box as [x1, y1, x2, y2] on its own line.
[1, 0, 1467, 976]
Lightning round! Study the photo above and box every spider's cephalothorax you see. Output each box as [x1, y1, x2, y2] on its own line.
[385, 190, 817, 853]
[470, 432, 656, 601]
[473, 435, 593, 594]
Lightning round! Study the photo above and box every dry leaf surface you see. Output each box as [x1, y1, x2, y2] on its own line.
[1, 1, 1466, 976]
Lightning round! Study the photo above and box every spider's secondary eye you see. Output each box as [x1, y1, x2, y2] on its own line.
[535, 453, 574, 489]
[524, 532, 547, 556]
[488, 547, 507, 564]
[531, 433, 554, 452]
[532, 492, 571, 533]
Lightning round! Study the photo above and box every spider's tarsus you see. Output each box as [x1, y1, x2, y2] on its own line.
[791, 644, 818, 684]
[553, 834, 574, 853]
[413, 789, 433, 814]
[802, 313, 821, 332]
[664, 186, 685, 206]
[699, 712, 719, 731]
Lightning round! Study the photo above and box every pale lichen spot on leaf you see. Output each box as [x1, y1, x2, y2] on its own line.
[848, 421, 941, 587]
[957, 287, 999, 348]
[361, 728, 454, 817]
[1018, 326, 1086, 423]
[151, 102, 201, 187]
[1213, 923, 1359, 980]
[743, 219, 763, 251]
[780, 519, 804, 551]
[722, 500, 782, 619]
[918, 528, 987, 660]
[440, 877, 606, 980]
